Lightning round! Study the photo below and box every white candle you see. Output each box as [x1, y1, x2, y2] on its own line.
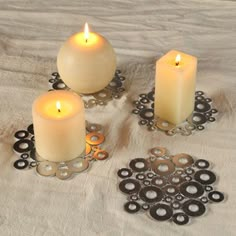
[154, 50, 197, 125]
[32, 90, 86, 162]
[57, 23, 116, 94]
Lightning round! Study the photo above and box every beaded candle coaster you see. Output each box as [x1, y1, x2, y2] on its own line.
[49, 70, 126, 108]
[117, 147, 225, 225]
[13, 121, 109, 180]
[132, 90, 218, 136]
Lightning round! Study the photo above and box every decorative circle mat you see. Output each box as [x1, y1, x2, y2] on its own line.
[49, 70, 126, 108]
[117, 147, 224, 225]
[132, 90, 218, 136]
[13, 121, 109, 180]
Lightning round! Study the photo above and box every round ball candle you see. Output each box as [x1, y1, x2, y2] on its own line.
[57, 23, 116, 94]
[154, 50, 197, 125]
[32, 90, 86, 162]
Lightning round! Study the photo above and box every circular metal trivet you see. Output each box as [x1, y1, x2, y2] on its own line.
[13, 121, 109, 180]
[117, 147, 225, 225]
[132, 89, 218, 136]
[49, 70, 126, 109]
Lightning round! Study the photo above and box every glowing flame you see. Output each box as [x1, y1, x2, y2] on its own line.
[56, 101, 61, 112]
[84, 22, 89, 43]
[175, 54, 181, 66]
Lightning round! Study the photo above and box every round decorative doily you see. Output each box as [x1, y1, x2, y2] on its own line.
[132, 90, 218, 136]
[117, 147, 225, 225]
[49, 69, 126, 108]
[13, 121, 108, 180]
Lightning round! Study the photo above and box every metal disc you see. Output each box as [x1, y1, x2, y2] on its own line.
[172, 213, 189, 225]
[180, 181, 204, 198]
[129, 158, 150, 172]
[149, 204, 173, 221]
[139, 186, 164, 204]
[124, 201, 140, 214]
[151, 159, 175, 176]
[194, 170, 216, 185]
[208, 191, 224, 203]
[119, 179, 141, 195]
[117, 168, 133, 179]
[182, 199, 206, 217]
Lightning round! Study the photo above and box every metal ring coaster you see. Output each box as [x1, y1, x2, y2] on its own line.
[48, 70, 126, 109]
[13, 121, 109, 180]
[117, 146, 225, 225]
[132, 89, 218, 136]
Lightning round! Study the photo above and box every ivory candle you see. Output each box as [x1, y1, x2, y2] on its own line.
[154, 50, 197, 125]
[57, 23, 116, 94]
[32, 90, 86, 162]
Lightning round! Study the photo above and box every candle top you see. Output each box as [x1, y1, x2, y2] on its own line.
[33, 90, 84, 120]
[158, 50, 197, 69]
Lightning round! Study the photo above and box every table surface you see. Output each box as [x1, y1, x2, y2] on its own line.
[0, 0, 236, 235]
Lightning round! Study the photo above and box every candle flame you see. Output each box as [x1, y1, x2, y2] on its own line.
[175, 54, 181, 66]
[56, 101, 61, 112]
[84, 22, 89, 43]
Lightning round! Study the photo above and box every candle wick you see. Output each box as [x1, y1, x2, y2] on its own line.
[58, 108, 61, 113]
[175, 61, 179, 66]
[85, 39, 88, 43]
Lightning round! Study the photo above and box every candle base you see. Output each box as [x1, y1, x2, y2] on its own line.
[117, 146, 225, 225]
[49, 69, 126, 108]
[132, 89, 217, 136]
[13, 121, 109, 180]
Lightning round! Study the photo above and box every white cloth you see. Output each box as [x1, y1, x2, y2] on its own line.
[0, 0, 236, 235]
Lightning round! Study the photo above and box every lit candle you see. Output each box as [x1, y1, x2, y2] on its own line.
[154, 50, 197, 125]
[32, 90, 86, 162]
[57, 23, 116, 94]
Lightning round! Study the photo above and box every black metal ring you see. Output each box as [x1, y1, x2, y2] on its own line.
[139, 186, 163, 204]
[194, 170, 216, 185]
[129, 158, 150, 172]
[27, 124, 34, 135]
[194, 101, 211, 113]
[182, 199, 206, 217]
[163, 184, 179, 196]
[14, 130, 29, 139]
[139, 108, 154, 120]
[52, 79, 67, 90]
[180, 181, 204, 198]
[14, 159, 29, 170]
[124, 201, 140, 214]
[184, 167, 195, 175]
[20, 153, 29, 159]
[175, 194, 184, 201]
[172, 213, 189, 225]
[117, 168, 133, 179]
[151, 176, 167, 188]
[171, 201, 182, 210]
[195, 159, 210, 169]
[190, 113, 207, 125]
[208, 191, 224, 203]
[13, 139, 34, 153]
[147, 91, 154, 101]
[119, 179, 141, 195]
[205, 185, 213, 192]
[149, 204, 173, 221]
[168, 175, 184, 186]
[135, 173, 146, 181]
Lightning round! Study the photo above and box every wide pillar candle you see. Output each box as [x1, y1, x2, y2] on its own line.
[154, 50, 197, 125]
[57, 23, 116, 94]
[32, 90, 86, 162]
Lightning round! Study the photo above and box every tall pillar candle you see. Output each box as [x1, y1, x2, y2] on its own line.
[32, 90, 86, 162]
[154, 50, 197, 125]
[57, 23, 116, 94]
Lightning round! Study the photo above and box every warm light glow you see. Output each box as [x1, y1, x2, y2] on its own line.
[56, 101, 61, 112]
[84, 22, 89, 43]
[175, 54, 181, 66]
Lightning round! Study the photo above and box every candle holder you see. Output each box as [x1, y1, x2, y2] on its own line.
[13, 121, 109, 180]
[132, 89, 218, 136]
[117, 146, 225, 225]
[49, 69, 126, 108]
